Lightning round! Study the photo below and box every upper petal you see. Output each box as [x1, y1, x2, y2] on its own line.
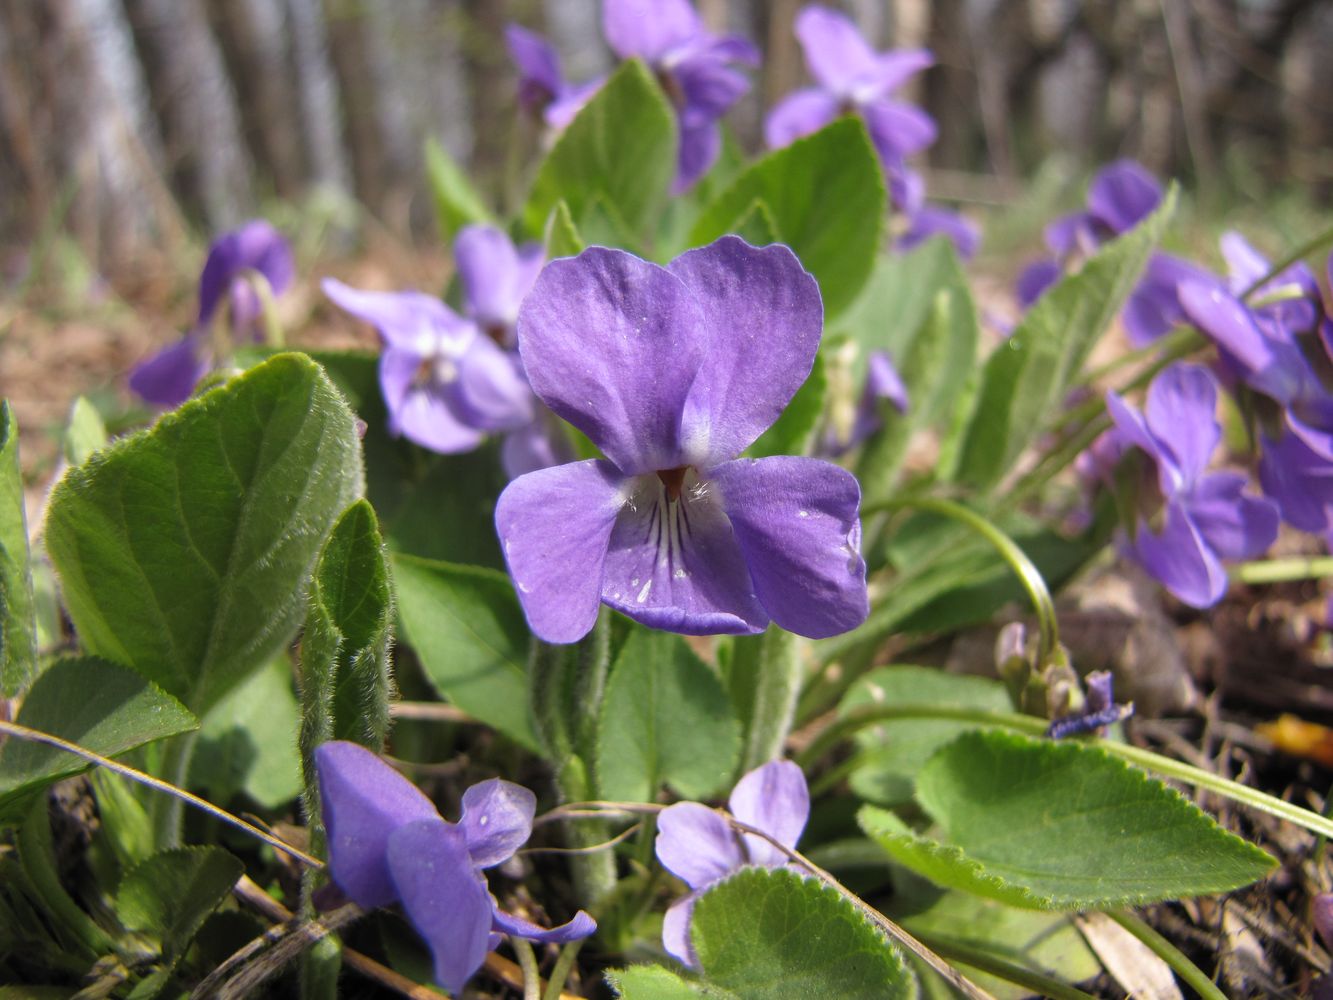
[1016, 259, 1061, 308]
[709, 456, 868, 639]
[1086, 160, 1162, 235]
[1044, 212, 1098, 259]
[128, 331, 210, 408]
[323, 278, 472, 355]
[764, 88, 841, 149]
[669, 238, 823, 466]
[728, 760, 810, 866]
[1178, 279, 1276, 382]
[387, 819, 494, 997]
[896, 206, 979, 260]
[517, 247, 707, 474]
[505, 23, 563, 108]
[794, 5, 880, 95]
[459, 778, 536, 869]
[1143, 363, 1220, 486]
[1259, 428, 1333, 533]
[198, 219, 294, 325]
[455, 224, 535, 330]
[495, 459, 629, 643]
[656, 801, 744, 890]
[315, 741, 440, 909]
[452, 341, 536, 431]
[602, 473, 769, 635]
[603, 0, 701, 60]
[1121, 253, 1215, 347]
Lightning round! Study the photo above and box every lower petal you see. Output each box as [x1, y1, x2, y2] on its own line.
[1259, 430, 1333, 533]
[656, 801, 745, 890]
[453, 341, 535, 432]
[662, 892, 703, 968]
[709, 457, 868, 639]
[1131, 501, 1228, 609]
[601, 475, 768, 636]
[861, 99, 936, 161]
[1186, 472, 1278, 561]
[495, 460, 628, 644]
[128, 333, 209, 408]
[387, 819, 494, 997]
[379, 350, 485, 454]
[459, 779, 536, 869]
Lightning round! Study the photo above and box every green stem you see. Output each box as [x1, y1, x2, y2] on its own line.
[861, 497, 1059, 662]
[511, 938, 542, 1000]
[1229, 556, 1333, 585]
[1105, 910, 1226, 1000]
[794, 703, 1333, 840]
[541, 941, 585, 1000]
[913, 932, 1100, 1000]
[739, 626, 803, 771]
[555, 757, 617, 908]
[151, 730, 198, 849]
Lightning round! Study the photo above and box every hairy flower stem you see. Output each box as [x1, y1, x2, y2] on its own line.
[150, 730, 198, 849]
[1106, 910, 1227, 1000]
[796, 703, 1333, 841]
[512, 938, 542, 1000]
[555, 757, 617, 908]
[734, 626, 803, 771]
[861, 497, 1060, 662]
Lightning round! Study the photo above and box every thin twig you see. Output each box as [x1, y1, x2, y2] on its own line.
[520, 823, 642, 856]
[389, 701, 477, 723]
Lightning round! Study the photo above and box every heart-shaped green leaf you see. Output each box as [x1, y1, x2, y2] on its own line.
[116, 846, 243, 960]
[45, 354, 364, 714]
[596, 627, 740, 802]
[861, 730, 1277, 909]
[689, 118, 885, 317]
[0, 401, 37, 696]
[691, 867, 914, 999]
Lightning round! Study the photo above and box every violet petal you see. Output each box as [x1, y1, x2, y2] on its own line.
[727, 760, 809, 867]
[668, 237, 823, 466]
[1142, 363, 1219, 487]
[315, 741, 439, 910]
[662, 892, 702, 967]
[764, 88, 841, 149]
[709, 456, 868, 639]
[378, 349, 486, 454]
[491, 904, 596, 944]
[793, 5, 881, 95]
[1086, 160, 1162, 235]
[128, 331, 210, 408]
[323, 278, 473, 355]
[459, 779, 537, 869]
[495, 459, 628, 643]
[517, 247, 707, 475]
[1131, 501, 1229, 609]
[656, 801, 745, 890]
[197, 220, 294, 327]
[387, 819, 494, 997]
[1185, 471, 1278, 562]
[452, 341, 535, 432]
[602, 0, 701, 60]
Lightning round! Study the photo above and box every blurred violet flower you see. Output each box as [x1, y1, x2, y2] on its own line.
[505, 23, 603, 130]
[1016, 160, 1203, 345]
[825, 350, 909, 456]
[603, 0, 759, 192]
[655, 760, 809, 967]
[1178, 234, 1333, 530]
[1103, 363, 1278, 608]
[495, 236, 868, 643]
[130, 219, 293, 407]
[1045, 670, 1133, 739]
[896, 205, 980, 260]
[322, 278, 534, 454]
[766, 5, 934, 207]
[455, 224, 545, 349]
[315, 741, 594, 995]
[453, 224, 575, 477]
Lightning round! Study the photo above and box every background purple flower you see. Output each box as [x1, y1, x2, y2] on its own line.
[316, 741, 594, 995]
[455, 224, 545, 348]
[896, 205, 980, 260]
[505, 23, 603, 130]
[603, 0, 759, 192]
[654, 760, 809, 967]
[129, 219, 293, 407]
[1104, 364, 1278, 607]
[765, 5, 933, 207]
[323, 278, 534, 454]
[495, 237, 868, 644]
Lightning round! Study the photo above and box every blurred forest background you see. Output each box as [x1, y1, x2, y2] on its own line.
[3, 0, 1332, 286]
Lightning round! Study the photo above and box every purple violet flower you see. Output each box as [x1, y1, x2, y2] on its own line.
[603, 0, 759, 193]
[455, 224, 546, 349]
[1103, 363, 1278, 608]
[495, 236, 868, 644]
[825, 350, 909, 456]
[1177, 235, 1333, 530]
[505, 23, 604, 130]
[765, 5, 934, 207]
[655, 759, 809, 967]
[315, 741, 594, 995]
[322, 278, 534, 454]
[896, 205, 980, 260]
[130, 219, 294, 407]
[1045, 670, 1133, 739]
